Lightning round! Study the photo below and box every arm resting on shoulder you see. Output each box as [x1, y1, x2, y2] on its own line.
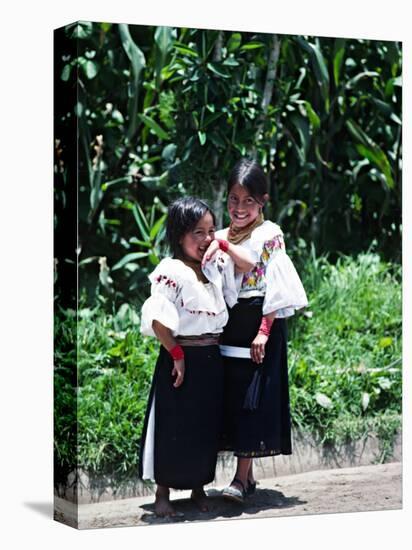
[225, 241, 255, 273]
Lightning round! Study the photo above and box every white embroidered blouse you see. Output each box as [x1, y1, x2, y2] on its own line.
[140, 252, 238, 337]
[215, 220, 308, 318]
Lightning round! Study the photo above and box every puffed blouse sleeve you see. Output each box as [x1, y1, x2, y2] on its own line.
[202, 251, 239, 308]
[262, 234, 308, 317]
[140, 259, 180, 337]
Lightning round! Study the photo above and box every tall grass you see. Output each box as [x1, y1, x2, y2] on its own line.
[288, 251, 402, 456]
[77, 303, 159, 477]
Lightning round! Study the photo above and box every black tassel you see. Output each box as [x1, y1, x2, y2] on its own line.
[242, 369, 263, 411]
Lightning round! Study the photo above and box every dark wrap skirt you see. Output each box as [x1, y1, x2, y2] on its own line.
[138, 344, 224, 489]
[220, 297, 292, 457]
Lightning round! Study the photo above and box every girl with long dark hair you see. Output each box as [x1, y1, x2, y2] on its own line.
[215, 159, 308, 503]
[139, 197, 253, 517]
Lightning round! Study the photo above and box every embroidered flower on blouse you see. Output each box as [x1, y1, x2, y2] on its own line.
[155, 274, 177, 288]
[242, 235, 284, 290]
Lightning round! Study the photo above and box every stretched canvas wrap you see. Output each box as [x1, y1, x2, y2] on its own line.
[54, 20, 402, 529]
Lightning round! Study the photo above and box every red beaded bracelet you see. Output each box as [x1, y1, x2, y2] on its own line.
[258, 317, 274, 336]
[169, 344, 184, 361]
[216, 238, 229, 253]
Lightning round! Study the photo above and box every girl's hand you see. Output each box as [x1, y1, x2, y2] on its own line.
[201, 239, 220, 267]
[171, 359, 185, 388]
[250, 333, 269, 364]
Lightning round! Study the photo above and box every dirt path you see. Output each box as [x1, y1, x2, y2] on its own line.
[55, 462, 402, 529]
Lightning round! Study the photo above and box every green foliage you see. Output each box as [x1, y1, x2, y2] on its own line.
[288, 251, 402, 453]
[54, 307, 77, 483]
[76, 303, 159, 477]
[54, 23, 402, 306]
[54, 253, 401, 479]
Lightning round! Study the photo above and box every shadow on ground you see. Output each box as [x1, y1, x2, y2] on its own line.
[23, 502, 54, 519]
[139, 487, 306, 525]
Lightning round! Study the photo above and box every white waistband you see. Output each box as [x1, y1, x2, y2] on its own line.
[219, 345, 251, 359]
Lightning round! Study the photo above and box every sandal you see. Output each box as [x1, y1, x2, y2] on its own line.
[222, 477, 247, 504]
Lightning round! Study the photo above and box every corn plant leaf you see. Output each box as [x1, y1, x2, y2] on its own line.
[119, 24, 146, 140]
[333, 38, 345, 86]
[139, 114, 169, 140]
[149, 214, 166, 240]
[112, 252, 149, 271]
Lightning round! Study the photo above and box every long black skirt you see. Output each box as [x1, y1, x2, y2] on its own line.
[138, 344, 224, 489]
[220, 297, 292, 458]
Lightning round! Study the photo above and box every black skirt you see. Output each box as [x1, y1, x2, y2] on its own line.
[138, 344, 224, 489]
[220, 297, 292, 458]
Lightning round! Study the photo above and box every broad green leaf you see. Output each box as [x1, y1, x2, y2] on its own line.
[112, 109, 124, 124]
[129, 238, 151, 248]
[139, 114, 169, 140]
[84, 60, 98, 79]
[346, 119, 371, 148]
[174, 42, 199, 57]
[223, 57, 240, 67]
[390, 113, 402, 125]
[304, 101, 320, 130]
[227, 33, 242, 51]
[149, 214, 167, 240]
[149, 254, 160, 266]
[119, 24, 146, 78]
[295, 37, 330, 111]
[356, 144, 394, 189]
[78, 256, 98, 266]
[61, 64, 71, 82]
[198, 131, 207, 145]
[90, 185, 102, 211]
[112, 252, 149, 271]
[240, 41, 264, 51]
[291, 114, 311, 161]
[154, 26, 173, 55]
[154, 27, 174, 86]
[207, 63, 231, 78]
[162, 143, 177, 162]
[333, 38, 345, 86]
[119, 24, 146, 139]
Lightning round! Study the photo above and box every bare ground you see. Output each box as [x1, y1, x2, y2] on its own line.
[54, 461, 402, 530]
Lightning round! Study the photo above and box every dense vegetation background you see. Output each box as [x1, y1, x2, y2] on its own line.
[54, 22, 402, 484]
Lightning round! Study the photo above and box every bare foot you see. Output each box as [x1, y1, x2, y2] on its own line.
[191, 488, 210, 512]
[155, 489, 178, 517]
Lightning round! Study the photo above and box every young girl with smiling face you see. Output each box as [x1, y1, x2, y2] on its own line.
[215, 159, 308, 503]
[139, 197, 253, 517]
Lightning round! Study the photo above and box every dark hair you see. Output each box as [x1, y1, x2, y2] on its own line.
[166, 197, 216, 258]
[227, 158, 268, 205]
